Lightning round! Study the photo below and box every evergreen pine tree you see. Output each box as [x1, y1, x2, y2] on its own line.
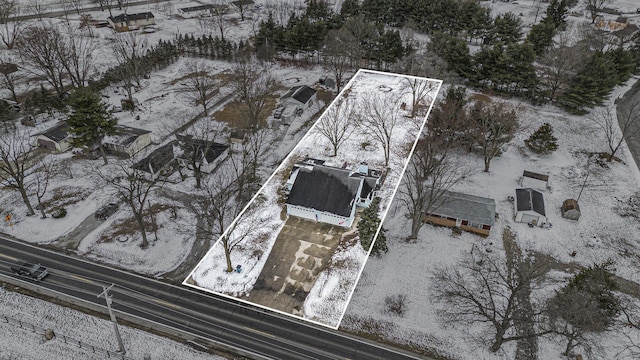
[66, 88, 118, 165]
[525, 123, 558, 154]
[358, 197, 388, 256]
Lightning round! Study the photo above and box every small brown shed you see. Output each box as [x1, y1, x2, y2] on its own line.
[561, 199, 581, 220]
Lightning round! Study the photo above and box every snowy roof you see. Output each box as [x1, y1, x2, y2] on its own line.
[109, 12, 154, 24]
[175, 135, 228, 163]
[515, 188, 546, 216]
[132, 142, 174, 174]
[104, 125, 151, 147]
[36, 122, 69, 142]
[286, 166, 362, 217]
[428, 190, 496, 226]
[286, 161, 381, 217]
[283, 85, 316, 105]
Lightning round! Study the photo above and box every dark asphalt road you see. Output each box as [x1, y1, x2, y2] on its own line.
[0, 235, 427, 360]
[618, 77, 640, 169]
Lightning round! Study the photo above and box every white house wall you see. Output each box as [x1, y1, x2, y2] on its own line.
[515, 210, 546, 226]
[286, 204, 354, 228]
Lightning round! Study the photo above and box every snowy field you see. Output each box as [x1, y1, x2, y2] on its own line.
[0, 286, 223, 360]
[186, 69, 441, 328]
[1, 0, 639, 358]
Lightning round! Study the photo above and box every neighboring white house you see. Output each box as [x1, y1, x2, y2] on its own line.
[514, 188, 547, 226]
[108, 12, 155, 32]
[103, 125, 152, 157]
[285, 158, 382, 228]
[34, 122, 72, 152]
[520, 170, 549, 191]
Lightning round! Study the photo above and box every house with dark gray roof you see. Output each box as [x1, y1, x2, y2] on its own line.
[285, 159, 382, 228]
[176, 4, 227, 18]
[175, 134, 228, 174]
[103, 125, 151, 157]
[34, 122, 72, 152]
[278, 85, 317, 123]
[132, 142, 177, 180]
[423, 190, 496, 236]
[108, 12, 155, 32]
[515, 188, 547, 226]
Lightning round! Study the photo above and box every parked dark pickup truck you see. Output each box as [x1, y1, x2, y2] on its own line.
[10, 261, 49, 281]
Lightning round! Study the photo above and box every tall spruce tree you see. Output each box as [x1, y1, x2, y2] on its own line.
[67, 88, 117, 165]
[525, 123, 558, 154]
[358, 197, 388, 256]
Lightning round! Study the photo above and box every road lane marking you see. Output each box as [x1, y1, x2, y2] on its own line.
[243, 326, 274, 338]
[152, 298, 179, 309]
[0, 253, 17, 261]
[69, 274, 95, 284]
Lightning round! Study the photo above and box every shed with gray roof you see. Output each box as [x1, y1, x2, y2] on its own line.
[515, 188, 547, 226]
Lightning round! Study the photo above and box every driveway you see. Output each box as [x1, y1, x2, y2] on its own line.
[247, 217, 347, 316]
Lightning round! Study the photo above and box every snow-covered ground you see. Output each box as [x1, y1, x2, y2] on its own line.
[341, 77, 640, 359]
[185, 69, 441, 328]
[2, 0, 640, 358]
[0, 286, 223, 360]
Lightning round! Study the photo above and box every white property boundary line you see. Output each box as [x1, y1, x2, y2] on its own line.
[183, 69, 443, 331]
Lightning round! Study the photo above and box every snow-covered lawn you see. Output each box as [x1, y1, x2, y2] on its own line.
[342, 77, 640, 359]
[185, 69, 441, 328]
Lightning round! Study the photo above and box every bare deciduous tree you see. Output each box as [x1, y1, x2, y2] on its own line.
[469, 101, 519, 172]
[358, 92, 402, 167]
[586, 0, 612, 23]
[0, 0, 24, 49]
[398, 136, 467, 240]
[592, 100, 640, 162]
[176, 120, 227, 189]
[323, 28, 360, 94]
[178, 60, 221, 117]
[0, 130, 39, 216]
[26, 0, 45, 21]
[0, 58, 21, 104]
[111, 32, 148, 102]
[32, 159, 52, 219]
[18, 24, 67, 98]
[231, 59, 279, 130]
[100, 161, 163, 248]
[537, 39, 590, 101]
[211, 1, 229, 42]
[432, 248, 549, 352]
[315, 97, 356, 156]
[58, 24, 97, 89]
[401, 77, 439, 119]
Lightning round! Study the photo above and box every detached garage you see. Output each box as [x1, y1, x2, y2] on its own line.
[514, 188, 546, 226]
[34, 122, 71, 152]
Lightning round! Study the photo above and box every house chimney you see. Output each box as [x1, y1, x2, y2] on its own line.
[358, 162, 368, 175]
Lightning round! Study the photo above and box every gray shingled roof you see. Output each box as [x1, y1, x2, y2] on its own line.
[176, 135, 228, 163]
[132, 142, 175, 174]
[286, 166, 362, 217]
[179, 4, 216, 12]
[428, 190, 496, 226]
[39, 122, 69, 142]
[106, 125, 151, 147]
[283, 85, 316, 104]
[516, 188, 546, 216]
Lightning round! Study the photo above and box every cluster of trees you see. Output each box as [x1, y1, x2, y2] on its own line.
[433, 247, 629, 357]
[254, 0, 408, 70]
[175, 33, 235, 60]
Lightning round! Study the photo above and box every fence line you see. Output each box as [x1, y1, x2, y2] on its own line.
[2, 314, 134, 360]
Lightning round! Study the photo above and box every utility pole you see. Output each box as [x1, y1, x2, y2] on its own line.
[97, 284, 126, 354]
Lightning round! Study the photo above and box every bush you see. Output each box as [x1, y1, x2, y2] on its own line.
[525, 123, 558, 154]
[384, 294, 408, 316]
[51, 208, 67, 219]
